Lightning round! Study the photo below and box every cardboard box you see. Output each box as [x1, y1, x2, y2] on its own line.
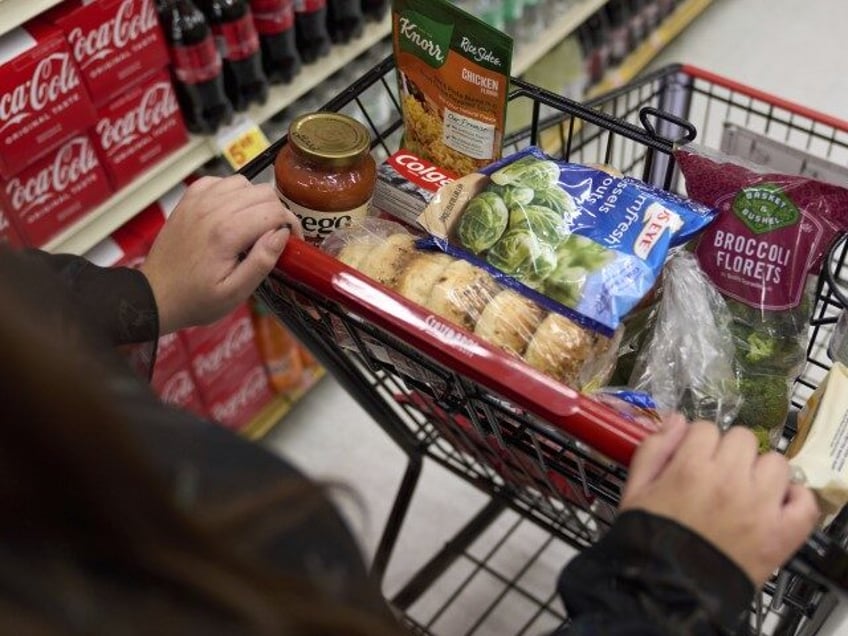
[91, 70, 188, 190]
[0, 21, 97, 178]
[1, 134, 112, 246]
[0, 204, 24, 247]
[45, 0, 169, 107]
[204, 363, 273, 431]
[154, 366, 207, 416]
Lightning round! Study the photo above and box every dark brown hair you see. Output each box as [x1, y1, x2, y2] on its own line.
[0, 251, 402, 636]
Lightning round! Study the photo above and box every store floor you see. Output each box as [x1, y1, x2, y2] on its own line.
[264, 1, 848, 634]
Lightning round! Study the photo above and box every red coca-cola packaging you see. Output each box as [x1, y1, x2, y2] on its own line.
[183, 305, 262, 394]
[0, 204, 24, 247]
[152, 331, 191, 386]
[92, 70, 188, 190]
[0, 134, 112, 246]
[84, 202, 167, 267]
[155, 366, 207, 416]
[45, 0, 169, 107]
[204, 363, 273, 430]
[0, 21, 97, 179]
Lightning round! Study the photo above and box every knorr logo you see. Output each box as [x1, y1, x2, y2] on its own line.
[732, 184, 799, 234]
[398, 11, 453, 68]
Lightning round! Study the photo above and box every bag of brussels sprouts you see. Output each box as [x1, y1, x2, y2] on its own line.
[418, 146, 717, 336]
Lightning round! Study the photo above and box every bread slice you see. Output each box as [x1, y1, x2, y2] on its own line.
[424, 259, 500, 332]
[524, 313, 596, 387]
[359, 233, 418, 287]
[392, 251, 455, 305]
[475, 289, 545, 357]
[338, 238, 381, 270]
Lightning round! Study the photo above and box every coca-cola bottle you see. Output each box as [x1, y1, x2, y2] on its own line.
[249, 0, 301, 84]
[158, 0, 234, 134]
[294, 0, 331, 63]
[326, 0, 363, 44]
[361, 0, 388, 22]
[200, 0, 269, 111]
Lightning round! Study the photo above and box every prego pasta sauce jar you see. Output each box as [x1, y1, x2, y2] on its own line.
[274, 112, 376, 245]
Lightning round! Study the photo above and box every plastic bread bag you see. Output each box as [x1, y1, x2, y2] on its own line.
[787, 363, 848, 526]
[628, 251, 742, 430]
[417, 147, 718, 338]
[675, 144, 848, 445]
[321, 218, 620, 391]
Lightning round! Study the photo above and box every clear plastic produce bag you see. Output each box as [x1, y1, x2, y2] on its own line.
[629, 251, 741, 428]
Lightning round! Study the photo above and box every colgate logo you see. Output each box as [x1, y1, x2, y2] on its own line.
[161, 370, 194, 406]
[193, 318, 254, 379]
[96, 81, 178, 151]
[392, 153, 455, 189]
[68, 0, 159, 67]
[5, 138, 98, 214]
[0, 53, 80, 133]
[210, 368, 268, 422]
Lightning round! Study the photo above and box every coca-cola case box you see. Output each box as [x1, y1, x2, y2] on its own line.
[155, 366, 207, 417]
[84, 202, 167, 267]
[182, 305, 266, 395]
[92, 70, 188, 190]
[1, 134, 112, 246]
[0, 204, 24, 247]
[205, 363, 274, 431]
[0, 21, 97, 179]
[45, 0, 169, 107]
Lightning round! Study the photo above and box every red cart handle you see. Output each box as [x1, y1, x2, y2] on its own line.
[274, 237, 649, 467]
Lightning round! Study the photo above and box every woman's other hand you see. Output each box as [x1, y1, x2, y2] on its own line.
[620, 415, 820, 587]
[141, 175, 303, 334]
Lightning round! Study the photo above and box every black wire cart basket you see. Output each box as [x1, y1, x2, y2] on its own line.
[245, 59, 848, 635]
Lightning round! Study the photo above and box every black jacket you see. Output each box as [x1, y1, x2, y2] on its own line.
[4, 248, 755, 635]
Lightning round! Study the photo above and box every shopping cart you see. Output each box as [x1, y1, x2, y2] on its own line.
[245, 58, 848, 635]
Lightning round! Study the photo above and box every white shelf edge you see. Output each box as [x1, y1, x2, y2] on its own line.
[513, 0, 608, 76]
[44, 16, 392, 256]
[43, 138, 214, 254]
[0, 0, 64, 37]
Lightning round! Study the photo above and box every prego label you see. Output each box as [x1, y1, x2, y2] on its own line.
[278, 194, 370, 245]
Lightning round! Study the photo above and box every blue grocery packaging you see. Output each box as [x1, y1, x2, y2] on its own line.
[417, 147, 717, 334]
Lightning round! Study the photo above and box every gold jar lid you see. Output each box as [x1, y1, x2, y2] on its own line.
[288, 112, 371, 168]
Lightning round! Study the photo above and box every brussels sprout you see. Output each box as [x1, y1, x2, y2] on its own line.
[532, 187, 577, 218]
[487, 229, 558, 288]
[508, 205, 567, 246]
[457, 191, 509, 254]
[490, 156, 560, 190]
[545, 264, 588, 308]
[487, 184, 535, 209]
[556, 235, 614, 271]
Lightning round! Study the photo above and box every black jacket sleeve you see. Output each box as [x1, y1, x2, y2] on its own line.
[557, 510, 754, 636]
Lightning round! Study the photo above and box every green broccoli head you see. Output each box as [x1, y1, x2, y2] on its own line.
[745, 332, 777, 363]
[735, 373, 790, 435]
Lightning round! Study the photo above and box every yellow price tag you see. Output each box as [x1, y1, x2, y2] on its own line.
[216, 116, 270, 171]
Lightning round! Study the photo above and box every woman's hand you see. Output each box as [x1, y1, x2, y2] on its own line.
[140, 175, 303, 334]
[620, 415, 820, 588]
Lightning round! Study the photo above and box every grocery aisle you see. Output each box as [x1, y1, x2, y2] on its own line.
[264, 1, 848, 633]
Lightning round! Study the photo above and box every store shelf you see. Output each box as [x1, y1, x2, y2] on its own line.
[44, 14, 392, 256]
[541, 0, 713, 154]
[242, 367, 327, 441]
[0, 0, 63, 37]
[513, 0, 608, 76]
[587, 0, 714, 97]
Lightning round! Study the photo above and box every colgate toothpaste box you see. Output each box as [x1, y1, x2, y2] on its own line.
[0, 21, 97, 179]
[204, 363, 273, 431]
[183, 305, 263, 395]
[155, 366, 207, 417]
[92, 70, 188, 190]
[373, 150, 457, 228]
[1, 134, 112, 246]
[0, 204, 24, 247]
[45, 0, 169, 107]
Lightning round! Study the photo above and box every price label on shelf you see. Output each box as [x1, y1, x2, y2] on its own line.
[215, 115, 271, 171]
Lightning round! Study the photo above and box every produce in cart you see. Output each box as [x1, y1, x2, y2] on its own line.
[322, 218, 619, 390]
[418, 147, 718, 336]
[676, 145, 848, 446]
